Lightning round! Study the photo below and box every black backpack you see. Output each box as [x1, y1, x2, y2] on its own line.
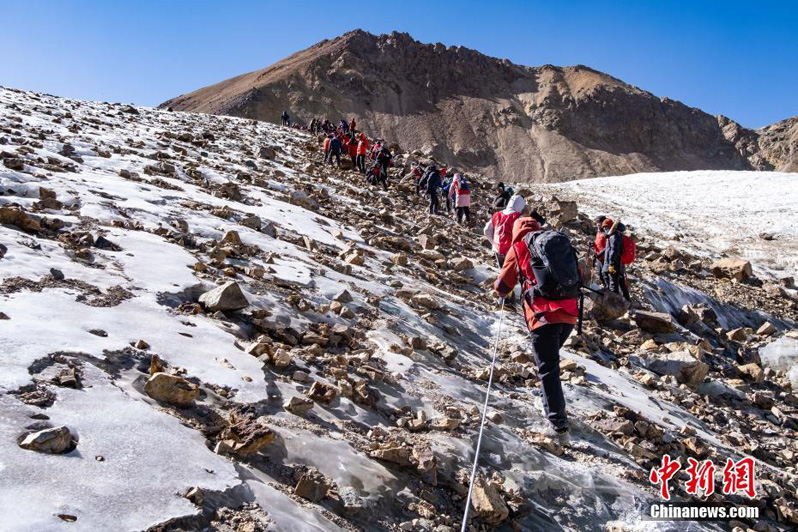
[522, 230, 581, 301]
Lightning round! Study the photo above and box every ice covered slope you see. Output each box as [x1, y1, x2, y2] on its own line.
[552, 170, 798, 279]
[0, 87, 792, 531]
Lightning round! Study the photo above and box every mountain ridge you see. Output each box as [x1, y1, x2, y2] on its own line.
[162, 30, 797, 182]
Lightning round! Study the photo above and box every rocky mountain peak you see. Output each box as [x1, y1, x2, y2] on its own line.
[163, 30, 798, 182]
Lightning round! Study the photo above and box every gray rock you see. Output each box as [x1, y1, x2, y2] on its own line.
[333, 289, 353, 303]
[199, 281, 249, 312]
[19, 426, 76, 454]
[289, 190, 318, 210]
[239, 214, 261, 230]
[646, 351, 709, 387]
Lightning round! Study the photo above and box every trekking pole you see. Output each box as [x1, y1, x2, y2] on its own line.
[460, 299, 507, 532]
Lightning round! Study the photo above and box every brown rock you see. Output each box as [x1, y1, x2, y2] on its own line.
[19, 426, 76, 454]
[284, 396, 314, 414]
[144, 372, 199, 406]
[710, 257, 753, 282]
[756, 322, 777, 337]
[370, 444, 413, 466]
[294, 470, 330, 502]
[470, 477, 509, 525]
[726, 327, 748, 342]
[411, 293, 442, 310]
[587, 290, 629, 323]
[634, 311, 676, 334]
[306, 381, 337, 403]
[0, 205, 41, 233]
[215, 414, 274, 455]
[738, 362, 764, 383]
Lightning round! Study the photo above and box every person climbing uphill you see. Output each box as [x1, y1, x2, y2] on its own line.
[603, 218, 632, 300]
[441, 173, 453, 214]
[281, 110, 290, 126]
[423, 164, 441, 214]
[328, 134, 342, 166]
[411, 163, 424, 194]
[376, 143, 393, 179]
[347, 135, 358, 167]
[356, 134, 369, 173]
[484, 194, 526, 307]
[449, 173, 472, 224]
[594, 215, 609, 289]
[494, 216, 581, 444]
[484, 194, 526, 268]
[492, 182, 514, 209]
[322, 134, 332, 163]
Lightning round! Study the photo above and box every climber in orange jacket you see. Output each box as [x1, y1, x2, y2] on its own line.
[494, 216, 579, 444]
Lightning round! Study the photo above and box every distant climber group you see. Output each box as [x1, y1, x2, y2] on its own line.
[279, 109, 637, 446]
[593, 216, 634, 300]
[284, 110, 478, 224]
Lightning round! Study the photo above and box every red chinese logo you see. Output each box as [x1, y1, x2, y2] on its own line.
[685, 458, 715, 496]
[649, 455, 681, 501]
[722, 457, 756, 498]
[650, 455, 756, 499]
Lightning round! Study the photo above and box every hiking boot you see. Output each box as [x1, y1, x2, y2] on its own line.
[555, 427, 570, 446]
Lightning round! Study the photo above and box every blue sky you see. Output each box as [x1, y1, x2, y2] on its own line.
[2, 0, 796, 127]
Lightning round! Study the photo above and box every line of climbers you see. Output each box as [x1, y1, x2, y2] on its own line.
[285, 111, 493, 225]
[279, 111, 639, 446]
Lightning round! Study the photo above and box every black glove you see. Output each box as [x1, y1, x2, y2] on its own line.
[531, 210, 546, 225]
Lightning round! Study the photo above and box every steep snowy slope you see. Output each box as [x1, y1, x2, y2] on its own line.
[1, 87, 797, 531]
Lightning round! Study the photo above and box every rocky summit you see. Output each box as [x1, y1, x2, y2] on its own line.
[162, 30, 798, 182]
[2, 86, 798, 532]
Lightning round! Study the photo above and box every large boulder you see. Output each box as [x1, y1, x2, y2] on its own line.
[449, 257, 474, 271]
[738, 362, 765, 383]
[199, 281, 249, 312]
[587, 290, 629, 323]
[418, 234, 436, 250]
[634, 311, 676, 334]
[470, 477, 509, 525]
[710, 257, 753, 282]
[646, 351, 709, 387]
[289, 190, 318, 210]
[294, 470, 330, 502]
[284, 396, 314, 415]
[19, 426, 76, 454]
[411, 293, 442, 310]
[258, 146, 276, 159]
[549, 198, 578, 224]
[0, 205, 41, 233]
[214, 415, 274, 456]
[144, 373, 199, 406]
